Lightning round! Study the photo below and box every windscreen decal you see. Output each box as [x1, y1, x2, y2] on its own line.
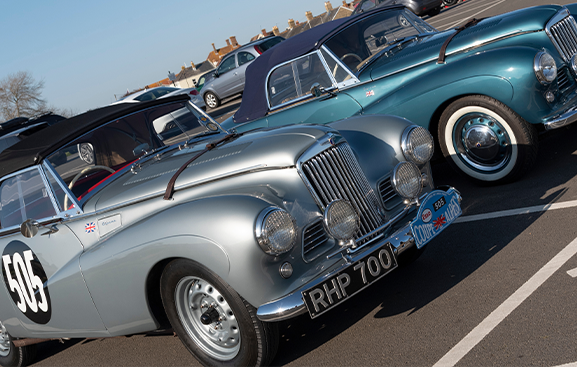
[2, 241, 52, 324]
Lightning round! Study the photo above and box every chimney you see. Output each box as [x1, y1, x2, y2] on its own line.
[226, 39, 231, 46]
[305, 11, 313, 22]
[272, 25, 280, 36]
[288, 18, 296, 28]
[212, 43, 219, 55]
[342, 0, 348, 7]
[191, 62, 196, 70]
[230, 36, 239, 47]
[181, 66, 185, 71]
[261, 28, 267, 36]
[325, 1, 333, 11]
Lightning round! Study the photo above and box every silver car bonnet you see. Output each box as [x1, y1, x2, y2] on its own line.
[87, 125, 334, 211]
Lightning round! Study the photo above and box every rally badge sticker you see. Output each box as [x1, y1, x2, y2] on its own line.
[2, 241, 51, 324]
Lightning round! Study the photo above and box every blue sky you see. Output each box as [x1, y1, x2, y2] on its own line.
[0, 0, 328, 114]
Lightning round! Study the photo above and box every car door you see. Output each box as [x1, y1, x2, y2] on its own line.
[0, 166, 107, 337]
[234, 51, 256, 92]
[213, 55, 239, 99]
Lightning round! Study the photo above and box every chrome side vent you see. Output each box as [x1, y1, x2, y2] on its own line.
[301, 143, 384, 239]
[302, 220, 330, 261]
[548, 15, 577, 63]
[378, 177, 402, 210]
[557, 67, 573, 91]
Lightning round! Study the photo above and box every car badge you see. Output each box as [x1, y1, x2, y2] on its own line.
[366, 90, 375, 97]
[328, 135, 336, 146]
[207, 122, 218, 131]
[85, 222, 96, 233]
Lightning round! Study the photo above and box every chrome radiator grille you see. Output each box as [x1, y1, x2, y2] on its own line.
[548, 15, 577, 63]
[300, 143, 383, 238]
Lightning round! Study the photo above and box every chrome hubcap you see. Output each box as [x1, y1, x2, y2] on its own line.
[453, 112, 512, 172]
[175, 276, 240, 361]
[0, 321, 11, 357]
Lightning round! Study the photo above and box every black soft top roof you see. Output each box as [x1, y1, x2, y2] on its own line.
[233, 5, 404, 123]
[0, 94, 190, 178]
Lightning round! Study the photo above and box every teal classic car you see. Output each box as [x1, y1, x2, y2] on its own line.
[223, 4, 577, 184]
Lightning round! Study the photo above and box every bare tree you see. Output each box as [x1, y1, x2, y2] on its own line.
[0, 71, 46, 120]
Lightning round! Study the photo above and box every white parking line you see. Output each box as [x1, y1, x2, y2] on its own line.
[567, 267, 577, 278]
[553, 362, 577, 367]
[433, 237, 577, 367]
[444, 0, 508, 29]
[454, 199, 577, 223]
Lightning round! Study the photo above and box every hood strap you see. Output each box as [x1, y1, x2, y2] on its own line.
[437, 18, 484, 64]
[163, 133, 239, 200]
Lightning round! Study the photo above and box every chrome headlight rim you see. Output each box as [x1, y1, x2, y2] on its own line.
[534, 51, 557, 85]
[255, 207, 298, 256]
[323, 199, 360, 241]
[391, 161, 423, 200]
[401, 125, 434, 166]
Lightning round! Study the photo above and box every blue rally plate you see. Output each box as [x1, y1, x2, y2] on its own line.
[410, 189, 461, 248]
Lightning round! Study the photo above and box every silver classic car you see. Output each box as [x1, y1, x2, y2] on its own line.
[0, 94, 461, 366]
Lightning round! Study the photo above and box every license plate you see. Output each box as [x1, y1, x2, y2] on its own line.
[302, 244, 397, 318]
[411, 189, 462, 249]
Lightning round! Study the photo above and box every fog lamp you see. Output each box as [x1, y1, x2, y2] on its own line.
[391, 161, 422, 200]
[279, 262, 293, 279]
[323, 200, 359, 241]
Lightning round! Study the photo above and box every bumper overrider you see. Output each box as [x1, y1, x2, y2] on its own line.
[543, 90, 577, 130]
[256, 186, 462, 322]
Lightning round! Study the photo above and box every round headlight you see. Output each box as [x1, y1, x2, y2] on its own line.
[534, 51, 557, 84]
[255, 207, 297, 256]
[391, 161, 422, 199]
[323, 200, 359, 241]
[401, 126, 434, 165]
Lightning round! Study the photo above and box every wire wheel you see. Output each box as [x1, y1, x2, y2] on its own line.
[0, 322, 10, 357]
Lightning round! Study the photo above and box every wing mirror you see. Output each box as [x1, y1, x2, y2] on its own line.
[310, 83, 324, 98]
[20, 219, 40, 238]
[213, 71, 219, 78]
[133, 143, 150, 156]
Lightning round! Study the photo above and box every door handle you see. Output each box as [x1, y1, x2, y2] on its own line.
[41, 225, 59, 236]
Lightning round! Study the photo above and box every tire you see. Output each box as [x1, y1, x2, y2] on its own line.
[204, 92, 221, 109]
[160, 259, 278, 367]
[443, 0, 459, 6]
[0, 322, 36, 367]
[438, 95, 538, 185]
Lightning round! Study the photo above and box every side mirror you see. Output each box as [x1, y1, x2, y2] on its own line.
[133, 143, 150, 156]
[310, 83, 323, 98]
[20, 219, 40, 238]
[213, 71, 219, 78]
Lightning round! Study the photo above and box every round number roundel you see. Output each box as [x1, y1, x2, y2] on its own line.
[2, 241, 52, 324]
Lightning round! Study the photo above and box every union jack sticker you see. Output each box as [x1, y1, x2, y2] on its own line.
[85, 222, 96, 233]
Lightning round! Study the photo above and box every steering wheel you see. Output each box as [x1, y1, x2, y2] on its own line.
[340, 53, 363, 64]
[64, 165, 115, 210]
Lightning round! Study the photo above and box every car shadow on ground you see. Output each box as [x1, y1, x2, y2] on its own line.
[272, 123, 577, 365]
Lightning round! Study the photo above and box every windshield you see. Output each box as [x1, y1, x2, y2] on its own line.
[324, 9, 436, 74]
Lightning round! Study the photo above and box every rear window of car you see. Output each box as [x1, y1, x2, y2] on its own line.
[258, 37, 284, 52]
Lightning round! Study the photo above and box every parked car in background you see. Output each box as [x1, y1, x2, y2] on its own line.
[201, 36, 285, 109]
[224, 4, 577, 185]
[194, 69, 215, 93]
[442, 0, 459, 6]
[0, 113, 66, 154]
[113, 86, 205, 109]
[353, 0, 443, 17]
[0, 93, 461, 366]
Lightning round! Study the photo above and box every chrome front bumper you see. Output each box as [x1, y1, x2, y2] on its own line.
[543, 104, 577, 130]
[256, 220, 416, 322]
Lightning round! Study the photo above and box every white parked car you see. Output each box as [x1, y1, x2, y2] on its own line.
[113, 86, 206, 109]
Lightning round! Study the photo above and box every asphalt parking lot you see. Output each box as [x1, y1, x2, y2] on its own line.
[30, 1, 577, 366]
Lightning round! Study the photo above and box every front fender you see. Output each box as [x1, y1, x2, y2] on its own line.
[80, 195, 274, 335]
[363, 46, 550, 128]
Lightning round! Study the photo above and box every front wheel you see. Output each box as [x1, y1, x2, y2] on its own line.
[0, 321, 36, 367]
[438, 95, 538, 185]
[204, 92, 220, 109]
[160, 259, 278, 367]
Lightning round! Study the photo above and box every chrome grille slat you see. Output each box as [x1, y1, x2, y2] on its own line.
[378, 177, 403, 210]
[549, 16, 577, 62]
[301, 143, 384, 240]
[303, 221, 329, 258]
